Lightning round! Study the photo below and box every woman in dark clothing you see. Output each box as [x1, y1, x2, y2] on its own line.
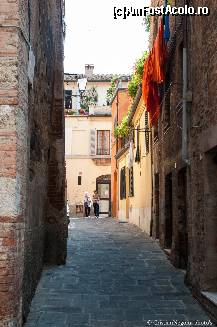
[92, 190, 100, 218]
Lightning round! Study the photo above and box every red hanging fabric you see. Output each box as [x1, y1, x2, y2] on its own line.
[152, 20, 167, 83]
[142, 19, 166, 126]
[147, 82, 160, 126]
[142, 53, 153, 108]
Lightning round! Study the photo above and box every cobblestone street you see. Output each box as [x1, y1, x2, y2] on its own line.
[25, 218, 213, 327]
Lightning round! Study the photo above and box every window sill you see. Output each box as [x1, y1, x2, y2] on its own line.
[91, 154, 111, 159]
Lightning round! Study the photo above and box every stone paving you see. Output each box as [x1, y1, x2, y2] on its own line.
[25, 218, 214, 327]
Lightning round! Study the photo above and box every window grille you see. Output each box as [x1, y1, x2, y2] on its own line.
[96, 130, 110, 155]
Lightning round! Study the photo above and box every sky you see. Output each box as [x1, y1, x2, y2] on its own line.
[64, 0, 151, 75]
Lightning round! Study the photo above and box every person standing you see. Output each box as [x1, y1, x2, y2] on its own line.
[92, 190, 100, 218]
[84, 192, 92, 218]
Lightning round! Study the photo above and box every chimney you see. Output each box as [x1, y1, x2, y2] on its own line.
[85, 64, 94, 78]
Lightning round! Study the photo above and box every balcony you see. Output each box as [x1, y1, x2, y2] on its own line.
[65, 106, 111, 117]
[89, 105, 111, 116]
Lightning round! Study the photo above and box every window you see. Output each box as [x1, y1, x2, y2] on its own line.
[129, 167, 134, 197]
[65, 90, 72, 109]
[97, 130, 110, 155]
[120, 167, 126, 200]
[78, 176, 82, 185]
[135, 125, 140, 163]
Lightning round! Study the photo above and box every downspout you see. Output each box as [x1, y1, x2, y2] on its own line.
[182, 4, 188, 164]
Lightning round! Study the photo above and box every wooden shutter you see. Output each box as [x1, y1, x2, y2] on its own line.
[120, 167, 126, 200]
[129, 167, 134, 197]
[90, 129, 96, 155]
[135, 126, 141, 163]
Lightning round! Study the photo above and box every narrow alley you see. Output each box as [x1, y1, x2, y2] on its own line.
[25, 218, 211, 327]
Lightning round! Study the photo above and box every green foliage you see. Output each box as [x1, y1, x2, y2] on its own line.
[128, 74, 141, 99]
[143, 15, 150, 33]
[81, 87, 98, 110]
[114, 115, 129, 138]
[135, 51, 149, 78]
[128, 51, 149, 99]
[65, 109, 76, 115]
[106, 76, 119, 105]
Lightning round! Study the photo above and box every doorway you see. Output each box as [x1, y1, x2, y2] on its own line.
[204, 148, 217, 291]
[154, 173, 160, 239]
[96, 175, 111, 217]
[165, 173, 173, 249]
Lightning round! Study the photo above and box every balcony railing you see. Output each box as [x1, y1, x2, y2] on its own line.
[96, 148, 110, 156]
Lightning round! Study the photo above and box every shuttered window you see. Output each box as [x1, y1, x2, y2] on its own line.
[120, 167, 126, 200]
[135, 125, 141, 163]
[96, 130, 110, 155]
[129, 167, 134, 197]
[90, 129, 96, 155]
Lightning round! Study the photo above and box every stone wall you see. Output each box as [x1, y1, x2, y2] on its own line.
[186, 1, 217, 319]
[150, 0, 217, 321]
[0, 0, 67, 325]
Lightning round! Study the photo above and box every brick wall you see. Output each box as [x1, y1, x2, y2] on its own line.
[150, 0, 217, 321]
[186, 1, 217, 318]
[0, 0, 67, 325]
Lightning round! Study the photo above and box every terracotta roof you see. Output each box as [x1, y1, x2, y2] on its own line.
[64, 73, 131, 82]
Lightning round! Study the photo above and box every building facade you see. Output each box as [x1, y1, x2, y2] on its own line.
[0, 0, 67, 325]
[115, 87, 152, 234]
[65, 111, 112, 216]
[111, 87, 131, 218]
[150, 0, 217, 321]
[65, 71, 129, 217]
[64, 65, 130, 114]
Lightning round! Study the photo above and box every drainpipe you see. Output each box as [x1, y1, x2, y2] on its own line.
[182, 4, 188, 164]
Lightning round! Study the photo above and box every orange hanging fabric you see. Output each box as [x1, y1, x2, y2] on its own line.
[142, 53, 153, 108]
[147, 82, 160, 126]
[142, 18, 167, 126]
[152, 19, 167, 83]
